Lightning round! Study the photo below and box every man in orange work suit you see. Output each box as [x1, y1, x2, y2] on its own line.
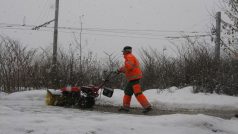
[117, 46, 152, 113]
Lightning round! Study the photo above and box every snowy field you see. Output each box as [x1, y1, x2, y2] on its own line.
[0, 87, 238, 134]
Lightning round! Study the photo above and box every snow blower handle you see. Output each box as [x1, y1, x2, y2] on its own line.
[98, 71, 119, 89]
[104, 71, 117, 81]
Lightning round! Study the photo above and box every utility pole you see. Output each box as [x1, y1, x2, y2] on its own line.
[79, 17, 83, 72]
[52, 0, 59, 88]
[215, 12, 221, 61]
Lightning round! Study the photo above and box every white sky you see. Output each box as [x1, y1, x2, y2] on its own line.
[0, 0, 219, 57]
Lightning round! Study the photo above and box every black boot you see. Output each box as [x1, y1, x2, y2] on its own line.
[142, 106, 152, 114]
[118, 107, 129, 112]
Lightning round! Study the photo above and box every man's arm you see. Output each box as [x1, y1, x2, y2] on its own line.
[118, 57, 134, 73]
[124, 57, 135, 71]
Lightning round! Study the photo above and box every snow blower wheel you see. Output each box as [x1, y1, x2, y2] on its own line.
[80, 97, 95, 108]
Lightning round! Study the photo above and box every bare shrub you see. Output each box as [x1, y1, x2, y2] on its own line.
[0, 36, 36, 92]
[1, 35, 237, 95]
[140, 47, 178, 89]
[140, 39, 238, 95]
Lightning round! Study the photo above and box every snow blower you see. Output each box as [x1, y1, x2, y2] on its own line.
[45, 71, 117, 108]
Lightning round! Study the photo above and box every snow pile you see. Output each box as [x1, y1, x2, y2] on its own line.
[0, 91, 8, 97]
[1, 90, 46, 100]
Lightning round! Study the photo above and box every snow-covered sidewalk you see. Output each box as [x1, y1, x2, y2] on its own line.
[0, 87, 238, 134]
[98, 86, 238, 111]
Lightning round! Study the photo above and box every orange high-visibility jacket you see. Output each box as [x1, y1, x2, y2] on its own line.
[120, 53, 142, 81]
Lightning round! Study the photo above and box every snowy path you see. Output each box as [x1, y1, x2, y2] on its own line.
[0, 89, 238, 134]
[90, 105, 238, 119]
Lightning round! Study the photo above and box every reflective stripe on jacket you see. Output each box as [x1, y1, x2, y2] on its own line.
[120, 53, 142, 81]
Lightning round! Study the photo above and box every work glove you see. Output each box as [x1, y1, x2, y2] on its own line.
[115, 67, 125, 74]
[114, 69, 121, 74]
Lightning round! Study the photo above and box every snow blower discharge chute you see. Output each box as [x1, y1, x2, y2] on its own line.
[45, 72, 116, 108]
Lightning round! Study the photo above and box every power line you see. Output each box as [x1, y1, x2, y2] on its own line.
[32, 19, 55, 30]
[0, 26, 167, 40]
[165, 34, 211, 39]
[0, 23, 211, 40]
[82, 32, 168, 40]
[0, 22, 208, 34]
[58, 27, 205, 34]
[0, 27, 53, 32]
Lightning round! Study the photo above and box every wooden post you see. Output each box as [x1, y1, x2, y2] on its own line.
[52, 0, 59, 88]
[215, 12, 221, 61]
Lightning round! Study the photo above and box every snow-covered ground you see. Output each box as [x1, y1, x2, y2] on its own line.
[98, 86, 238, 111]
[0, 87, 238, 134]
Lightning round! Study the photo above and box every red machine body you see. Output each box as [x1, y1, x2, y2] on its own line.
[61, 86, 80, 92]
[46, 72, 116, 108]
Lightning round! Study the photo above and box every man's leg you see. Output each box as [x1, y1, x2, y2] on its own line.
[131, 80, 151, 109]
[123, 95, 131, 109]
[119, 82, 133, 112]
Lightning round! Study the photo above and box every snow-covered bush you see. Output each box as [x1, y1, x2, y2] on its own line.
[140, 38, 238, 95]
[1, 36, 237, 95]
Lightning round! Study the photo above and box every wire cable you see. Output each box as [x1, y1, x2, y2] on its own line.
[0, 23, 211, 40]
[0, 23, 208, 34]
